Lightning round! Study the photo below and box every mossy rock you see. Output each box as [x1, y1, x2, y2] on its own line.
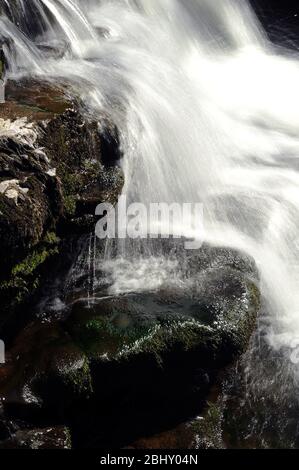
[67, 268, 259, 366]
[0, 321, 93, 420]
[0, 78, 123, 329]
[0, 245, 261, 444]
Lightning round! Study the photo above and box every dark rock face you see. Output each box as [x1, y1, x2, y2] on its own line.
[0, 1, 48, 39]
[39, 105, 124, 230]
[0, 138, 62, 274]
[0, 244, 260, 448]
[2, 79, 124, 232]
[0, 79, 124, 330]
[68, 247, 259, 374]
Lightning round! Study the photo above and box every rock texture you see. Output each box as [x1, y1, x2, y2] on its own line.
[0, 244, 260, 448]
[0, 79, 124, 330]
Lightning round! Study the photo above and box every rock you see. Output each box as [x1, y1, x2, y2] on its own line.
[0, 426, 71, 449]
[0, 230, 61, 333]
[39, 105, 124, 230]
[0, 133, 62, 274]
[2, 80, 70, 121]
[127, 407, 224, 450]
[127, 422, 197, 450]
[0, 321, 92, 421]
[0, 403, 19, 441]
[0, 244, 260, 447]
[0, 1, 47, 39]
[69, 243, 258, 347]
[0, 79, 123, 329]
[67, 246, 259, 396]
[3, 79, 124, 229]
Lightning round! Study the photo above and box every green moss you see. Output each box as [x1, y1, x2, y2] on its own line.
[69, 306, 219, 367]
[0, 231, 60, 309]
[71, 315, 149, 359]
[62, 171, 83, 195]
[43, 231, 60, 245]
[86, 317, 149, 341]
[12, 248, 56, 277]
[248, 281, 261, 309]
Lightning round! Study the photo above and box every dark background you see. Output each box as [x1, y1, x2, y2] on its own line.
[251, 0, 299, 47]
[251, 0, 298, 17]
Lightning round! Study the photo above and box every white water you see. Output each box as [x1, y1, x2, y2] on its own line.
[2, 0, 299, 353]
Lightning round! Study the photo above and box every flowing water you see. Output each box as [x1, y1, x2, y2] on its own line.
[2, 0, 299, 447]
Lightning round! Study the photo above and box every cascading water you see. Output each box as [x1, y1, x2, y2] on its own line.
[2, 0, 299, 444]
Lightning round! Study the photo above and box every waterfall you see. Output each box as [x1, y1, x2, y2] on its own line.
[2, 0, 299, 357]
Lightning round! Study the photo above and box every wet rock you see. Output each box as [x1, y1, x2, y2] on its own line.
[2, 80, 70, 121]
[0, 135, 62, 274]
[67, 245, 259, 447]
[69, 262, 259, 393]
[127, 406, 224, 450]
[0, 403, 19, 441]
[1, 79, 124, 232]
[0, 245, 260, 447]
[0, 321, 92, 421]
[39, 105, 124, 230]
[68, 244, 259, 361]
[0, 1, 49, 39]
[0, 426, 71, 449]
[127, 423, 197, 450]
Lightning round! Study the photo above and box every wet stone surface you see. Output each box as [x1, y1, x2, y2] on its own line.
[0, 242, 260, 448]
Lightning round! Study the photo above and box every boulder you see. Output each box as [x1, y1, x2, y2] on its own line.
[0, 244, 260, 447]
[0, 79, 124, 329]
